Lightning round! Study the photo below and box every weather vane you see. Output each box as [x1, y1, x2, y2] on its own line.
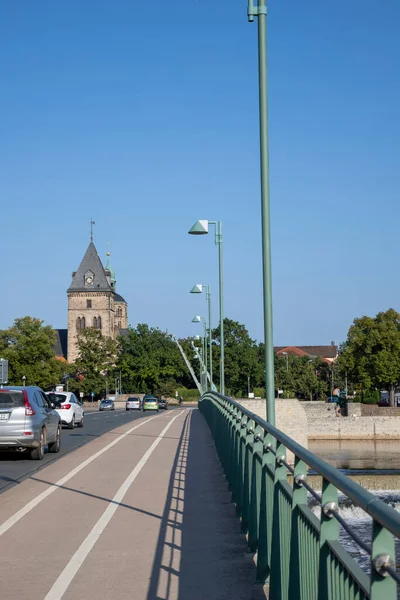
[90, 218, 95, 242]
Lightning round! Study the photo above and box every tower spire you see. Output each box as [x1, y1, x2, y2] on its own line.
[90, 218, 95, 242]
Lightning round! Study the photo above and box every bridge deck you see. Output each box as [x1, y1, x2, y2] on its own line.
[0, 408, 260, 600]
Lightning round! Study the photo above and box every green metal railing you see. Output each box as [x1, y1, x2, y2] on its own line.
[199, 392, 400, 600]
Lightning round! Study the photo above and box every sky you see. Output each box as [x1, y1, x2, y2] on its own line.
[1, 1, 399, 346]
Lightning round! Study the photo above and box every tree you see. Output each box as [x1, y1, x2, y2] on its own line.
[338, 309, 400, 406]
[73, 328, 118, 396]
[212, 319, 264, 396]
[117, 324, 189, 394]
[0, 316, 64, 389]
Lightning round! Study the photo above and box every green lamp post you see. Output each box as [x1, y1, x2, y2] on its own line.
[188, 220, 224, 395]
[190, 284, 213, 390]
[247, 0, 275, 425]
[192, 316, 208, 392]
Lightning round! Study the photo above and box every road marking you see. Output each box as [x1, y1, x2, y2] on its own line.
[44, 410, 184, 600]
[0, 412, 174, 537]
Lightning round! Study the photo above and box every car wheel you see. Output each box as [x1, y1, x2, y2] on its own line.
[68, 416, 75, 429]
[30, 429, 45, 460]
[48, 425, 61, 453]
[78, 415, 84, 428]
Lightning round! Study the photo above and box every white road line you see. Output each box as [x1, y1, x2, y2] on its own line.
[44, 410, 184, 600]
[0, 412, 174, 538]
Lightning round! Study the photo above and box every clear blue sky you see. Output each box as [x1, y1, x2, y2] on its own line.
[1, 1, 399, 346]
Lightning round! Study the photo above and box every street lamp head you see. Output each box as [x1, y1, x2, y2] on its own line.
[191, 316, 201, 323]
[190, 284, 203, 294]
[188, 220, 209, 235]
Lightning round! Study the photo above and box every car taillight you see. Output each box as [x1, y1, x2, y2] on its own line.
[61, 404, 71, 410]
[23, 390, 35, 416]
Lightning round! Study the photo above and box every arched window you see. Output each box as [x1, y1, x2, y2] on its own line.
[118, 320, 122, 329]
[117, 307, 122, 317]
[76, 316, 86, 331]
[92, 316, 102, 329]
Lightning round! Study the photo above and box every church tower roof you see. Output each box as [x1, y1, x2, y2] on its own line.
[68, 242, 112, 293]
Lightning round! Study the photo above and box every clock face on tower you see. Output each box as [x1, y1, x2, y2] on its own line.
[85, 272, 94, 285]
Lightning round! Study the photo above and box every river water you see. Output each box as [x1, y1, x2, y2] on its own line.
[307, 440, 400, 588]
[309, 439, 400, 471]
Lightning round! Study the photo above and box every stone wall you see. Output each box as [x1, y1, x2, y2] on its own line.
[296, 401, 400, 440]
[236, 398, 308, 464]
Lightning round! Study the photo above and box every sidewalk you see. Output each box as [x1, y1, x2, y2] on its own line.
[0, 409, 261, 600]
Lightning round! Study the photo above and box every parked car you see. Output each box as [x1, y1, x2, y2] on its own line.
[126, 397, 141, 411]
[0, 386, 61, 460]
[46, 391, 84, 429]
[158, 398, 168, 410]
[142, 396, 159, 412]
[378, 398, 390, 407]
[100, 399, 115, 411]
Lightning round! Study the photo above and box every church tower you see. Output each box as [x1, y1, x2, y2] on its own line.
[67, 240, 128, 363]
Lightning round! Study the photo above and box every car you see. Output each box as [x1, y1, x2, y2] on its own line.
[46, 391, 84, 429]
[378, 398, 390, 407]
[0, 386, 61, 460]
[158, 398, 168, 410]
[100, 399, 115, 411]
[142, 396, 159, 412]
[126, 397, 141, 411]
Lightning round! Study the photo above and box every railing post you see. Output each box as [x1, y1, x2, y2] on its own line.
[256, 433, 275, 583]
[241, 418, 256, 534]
[269, 442, 290, 600]
[370, 522, 396, 600]
[318, 479, 339, 600]
[236, 415, 248, 520]
[288, 458, 308, 600]
[231, 410, 242, 505]
[248, 423, 263, 551]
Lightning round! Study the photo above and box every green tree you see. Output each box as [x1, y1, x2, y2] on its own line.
[338, 309, 400, 406]
[117, 324, 189, 394]
[73, 328, 118, 396]
[0, 316, 64, 389]
[212, 319, 263, 396]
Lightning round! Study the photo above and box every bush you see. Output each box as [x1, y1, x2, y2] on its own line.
[362, 390, 380, 405]
[253, 387, 265, 398]
[176, 387, 200, 402]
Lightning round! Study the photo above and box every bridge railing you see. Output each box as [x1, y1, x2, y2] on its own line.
[199, 391, 400, 600]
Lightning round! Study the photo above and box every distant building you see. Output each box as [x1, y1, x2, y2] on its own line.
[274, 342, 338, 364]
[55, 239, 128, 363]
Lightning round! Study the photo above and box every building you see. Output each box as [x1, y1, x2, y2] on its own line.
[56, 240, 128, 363]
[274, 342, 338, 364]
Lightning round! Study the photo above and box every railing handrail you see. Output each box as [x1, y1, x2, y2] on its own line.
[202, 391, 400, 539]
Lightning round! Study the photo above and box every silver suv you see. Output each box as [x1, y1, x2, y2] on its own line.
[0, 386, 61, 460]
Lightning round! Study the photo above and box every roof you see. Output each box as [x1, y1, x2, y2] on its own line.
[114, 293, 127, 303]
[55, 329, 68, 359]
[68, 242, 112, 293]
[274, 345, 338, 359]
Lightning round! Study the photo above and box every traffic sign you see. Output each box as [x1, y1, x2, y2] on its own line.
[0, 359, 8, 384]
[80, 392, 84, 398]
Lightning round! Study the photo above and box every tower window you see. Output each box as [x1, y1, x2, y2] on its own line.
[93, 316, 102, 329]
[87, 300, 92, 308]
[76, 316, 86, 330]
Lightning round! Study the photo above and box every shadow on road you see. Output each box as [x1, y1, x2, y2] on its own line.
[146, 409, 259, 600]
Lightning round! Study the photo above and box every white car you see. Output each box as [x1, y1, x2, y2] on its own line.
[46, 392, 84, 429]
[126, 397, 141, 411]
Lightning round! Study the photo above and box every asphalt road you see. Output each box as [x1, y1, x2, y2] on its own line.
[0, 408, 259, 600]
[0, 407, 167, 494]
